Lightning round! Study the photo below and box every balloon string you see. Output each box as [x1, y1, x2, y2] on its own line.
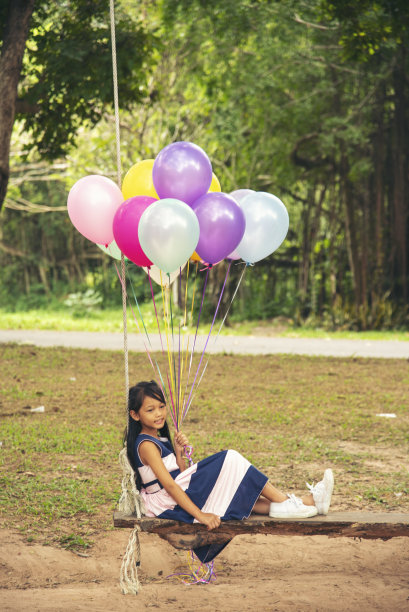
[181, 267, 209, 419]
[182, 261, 231, 422]
[177, 323, 181, 428]
[212, 262, 247, 345]
[167, 275, 178, 421]
[179, 262, 191, 423]
[183, 259, 190, 327]
[160, 273, 176, 411]
[125, 269, 170, 404]
[183, 263, 246, 413]
[147, 270, 165, 354]
[177, 268, 183, 428]
[183, 444, 194, 466]
[166, 372, 178, 430]
[178, 261, 196, 413]
[167, 550, 217, 585]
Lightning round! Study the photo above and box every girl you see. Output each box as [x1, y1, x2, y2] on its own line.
[126, 380, 334, 563]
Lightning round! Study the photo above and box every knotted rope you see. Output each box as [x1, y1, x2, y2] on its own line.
[109, 0, 144, 594]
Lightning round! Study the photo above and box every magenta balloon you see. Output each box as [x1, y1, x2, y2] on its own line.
[152, 141, 212, 205]
[67, 175, 123, 244]
[113, 196, 157, 266]
[191, 192, 246, 264]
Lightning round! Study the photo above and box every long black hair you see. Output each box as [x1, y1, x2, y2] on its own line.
[124, 380, 173, 491]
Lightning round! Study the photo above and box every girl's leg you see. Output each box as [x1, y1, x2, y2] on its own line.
[252, 483, 315, 515]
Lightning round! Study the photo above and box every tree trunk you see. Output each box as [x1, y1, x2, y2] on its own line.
[0, 0, 35, 212]
[391, 54, 408, 302]
[374, 90, 385, 287]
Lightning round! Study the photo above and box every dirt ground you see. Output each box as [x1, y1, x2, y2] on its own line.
[1, 527, 408, 612]
[1, 346, 409, 610]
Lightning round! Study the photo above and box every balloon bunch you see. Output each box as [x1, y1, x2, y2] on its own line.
[67, 141, 289, 427]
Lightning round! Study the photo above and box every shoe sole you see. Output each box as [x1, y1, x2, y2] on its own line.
[317, 469, 334, 515]
[269, 508, 318, 519]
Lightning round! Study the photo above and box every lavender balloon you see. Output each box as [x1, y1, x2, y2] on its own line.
[152, 141, 213, 205]
[191, 192, 246, 264]
[230, 188, 255, 203]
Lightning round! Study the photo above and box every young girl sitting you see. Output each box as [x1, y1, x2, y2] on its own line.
[125, 380, 334, 563]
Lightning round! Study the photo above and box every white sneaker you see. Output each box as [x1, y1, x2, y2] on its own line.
[269, 494, 318, 519]
[306, 468, 334, 515]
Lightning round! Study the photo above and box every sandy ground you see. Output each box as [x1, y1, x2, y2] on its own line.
[1, 528, 408, 612]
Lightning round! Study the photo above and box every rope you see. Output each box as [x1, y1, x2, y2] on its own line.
[110, 0, 142, 594]
[118, 447, 146, 517]
[109, 0, 129, 410]
[120, 525, 142, 595]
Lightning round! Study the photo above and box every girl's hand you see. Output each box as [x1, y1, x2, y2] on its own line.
[174, 431, 190, 454]
[198, 512, 221, 531]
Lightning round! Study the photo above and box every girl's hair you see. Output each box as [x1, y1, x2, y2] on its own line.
[124, 380, 173, 491]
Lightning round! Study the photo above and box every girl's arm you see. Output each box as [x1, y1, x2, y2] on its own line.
[139, 440, 220, 531]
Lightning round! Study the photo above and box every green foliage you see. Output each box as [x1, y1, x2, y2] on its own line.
[15, 0, 159, 159]
[1, 0, 408, 329]
[318, 0, 409, 61]
[63, 289, 103, 317]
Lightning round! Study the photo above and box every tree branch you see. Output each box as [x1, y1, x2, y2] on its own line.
[294, 14, 338, 31]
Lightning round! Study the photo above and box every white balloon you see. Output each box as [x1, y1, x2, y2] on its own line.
[138, 198, 200, 274]
[235, 192, 289, 263]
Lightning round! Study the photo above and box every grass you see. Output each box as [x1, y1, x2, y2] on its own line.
[1, 306, 409, 340]
[1, 344, 408, 551]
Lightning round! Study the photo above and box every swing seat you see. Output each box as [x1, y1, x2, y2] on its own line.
[113, 511, 409, 550]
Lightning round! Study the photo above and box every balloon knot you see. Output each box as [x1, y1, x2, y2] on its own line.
[199, 263, 213, 272]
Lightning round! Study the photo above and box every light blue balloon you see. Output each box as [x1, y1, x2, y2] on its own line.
[235, 192, 289, 263]
[138, 198, 200, 274]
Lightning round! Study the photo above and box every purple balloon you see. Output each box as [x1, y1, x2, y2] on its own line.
[113, 196, 157, 267]
[191, 192, 246, 264]
[152, 141, 212, 205]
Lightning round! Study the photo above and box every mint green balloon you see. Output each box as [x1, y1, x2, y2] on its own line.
[138, 198, 200, 274]
[97, 240, 125, 261]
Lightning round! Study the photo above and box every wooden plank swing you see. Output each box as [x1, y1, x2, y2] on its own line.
[114, 511, 409, 552]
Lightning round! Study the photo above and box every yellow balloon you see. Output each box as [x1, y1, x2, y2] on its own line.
[190, 251, 203, 263]
[208, 172, 221, 192]
[122, 159, 159, 200]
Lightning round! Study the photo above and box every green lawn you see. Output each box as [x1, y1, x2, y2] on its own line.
[1, 344, 408, 551]
[1, 307, 408, 340]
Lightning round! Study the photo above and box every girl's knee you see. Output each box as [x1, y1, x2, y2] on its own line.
[226, 449, 245, 461]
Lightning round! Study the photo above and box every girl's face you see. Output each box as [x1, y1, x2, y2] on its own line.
[130, 394, 167, 436]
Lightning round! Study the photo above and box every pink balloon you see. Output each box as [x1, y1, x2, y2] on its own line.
[113, 196, 157, 266]
[67, 175, 124, 244]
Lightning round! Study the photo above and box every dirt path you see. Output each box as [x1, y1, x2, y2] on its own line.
[1, 528, 408, 611]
